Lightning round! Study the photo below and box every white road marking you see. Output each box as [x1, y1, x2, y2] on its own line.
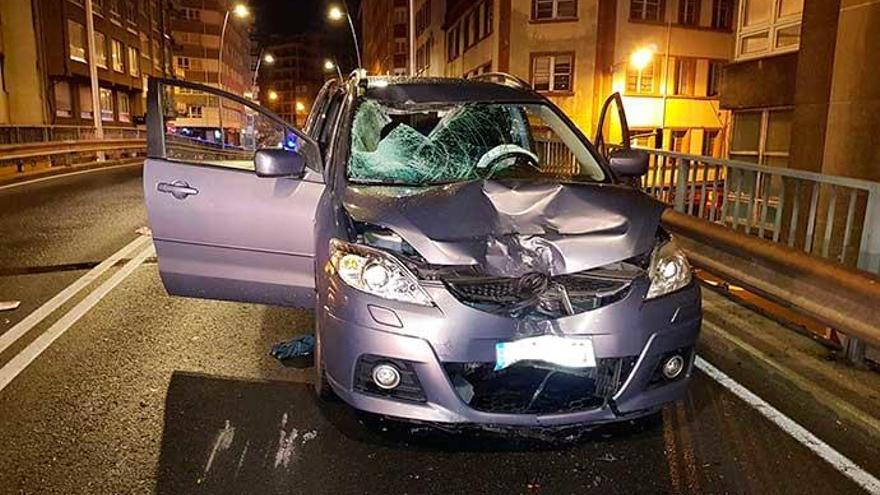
[0, 162, 142, 192]
[697, 356, 880, 494]
[0, 235, 151, 356]
[0, 242, 154, 393]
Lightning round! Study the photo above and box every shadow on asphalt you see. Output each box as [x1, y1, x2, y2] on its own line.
[154, 371, 665, 495]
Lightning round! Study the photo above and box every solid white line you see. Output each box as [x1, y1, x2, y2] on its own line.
[0, 243, 154, 393]
[0, 162, 142, 192]
[0, 235, 151, 356]
[696, 356, 880, 494]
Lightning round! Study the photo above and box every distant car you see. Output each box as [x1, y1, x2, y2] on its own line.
[143, 73, 701, 429]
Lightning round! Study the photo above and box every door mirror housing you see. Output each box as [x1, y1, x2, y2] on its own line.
[609, 148, 649, 178]
[255, 148, 307, 178]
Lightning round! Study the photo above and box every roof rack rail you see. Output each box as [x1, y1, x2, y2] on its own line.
[468, 72, 531, 90]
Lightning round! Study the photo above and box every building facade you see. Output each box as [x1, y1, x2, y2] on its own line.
[35, 0, 173, 128]
[259, 35, 327, 127]
[0, 1, 46, 125]
[170, 0, 253, 142]
[363, 0, 411, 76]
[364, 0, 734, 143]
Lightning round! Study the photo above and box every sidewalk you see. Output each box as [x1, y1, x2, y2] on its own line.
[698, 286, 880, 476]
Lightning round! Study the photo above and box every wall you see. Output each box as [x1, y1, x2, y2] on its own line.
[0, 0, 46, 124]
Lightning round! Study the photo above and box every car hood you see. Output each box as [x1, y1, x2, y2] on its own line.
[342, 180, 665, 276]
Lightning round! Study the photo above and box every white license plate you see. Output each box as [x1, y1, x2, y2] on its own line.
[495, 335, 596, 371]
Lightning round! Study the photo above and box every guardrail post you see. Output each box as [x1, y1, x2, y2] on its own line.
[675, 159, 688, 213]
[857, 185, 880, 274]
[844, 335, 866, 367]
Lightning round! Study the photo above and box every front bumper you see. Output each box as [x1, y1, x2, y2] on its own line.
[319, 278, 701, 427]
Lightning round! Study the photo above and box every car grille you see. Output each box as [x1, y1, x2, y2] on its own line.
[443, 357, 638, 415]
[443, 266, 639, 318]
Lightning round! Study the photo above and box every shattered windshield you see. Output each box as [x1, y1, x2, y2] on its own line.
[348, 99, 606, 185]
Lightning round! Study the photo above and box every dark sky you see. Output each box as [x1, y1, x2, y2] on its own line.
[251, 0, 362, 69]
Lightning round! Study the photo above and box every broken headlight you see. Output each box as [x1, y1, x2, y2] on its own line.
[329, 239, 433, 306]
[645, 239, 692, 299]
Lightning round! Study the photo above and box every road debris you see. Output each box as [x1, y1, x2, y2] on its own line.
[0, 301, 21, 312]
[270, 334, 315, 362]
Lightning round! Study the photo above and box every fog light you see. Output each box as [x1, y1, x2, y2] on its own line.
[662, 355, 685, 380]
[371, 363, 401, 390]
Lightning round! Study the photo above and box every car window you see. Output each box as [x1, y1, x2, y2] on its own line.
[159, 83, 298, 171]
[347, 98, 605, 185]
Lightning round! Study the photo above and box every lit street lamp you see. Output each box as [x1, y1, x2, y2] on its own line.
[268, 90, 279, 102]
[630, 46, 655, 71]
[251, 50, 275, 101]
[327, 3, 362, 68]
[218, 3, 250, 146]
[296, 101, 306, 113]
[324, 59, 344, 80]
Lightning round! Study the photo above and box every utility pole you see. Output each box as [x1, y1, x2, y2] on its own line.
[84, 0, 104, 144]
[409, 0, 416, 76]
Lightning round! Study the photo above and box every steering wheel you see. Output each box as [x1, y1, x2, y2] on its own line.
[474, 145, 540, 178]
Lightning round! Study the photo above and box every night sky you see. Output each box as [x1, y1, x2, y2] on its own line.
[251, 0, 362, 70]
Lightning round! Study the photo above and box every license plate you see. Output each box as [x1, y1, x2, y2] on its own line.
[495, 335, 596, 371]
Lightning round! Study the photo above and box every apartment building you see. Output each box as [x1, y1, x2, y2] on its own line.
[362, 0, 411, 75]
[259, 35, 327, 126]
[30, 0, 173, 127]
[413, 0, 446, 76]
[170, 0, 253, 143]
[720, 0, 877, 182]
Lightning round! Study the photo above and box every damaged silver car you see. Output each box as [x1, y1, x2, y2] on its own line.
[143, 73, 701, 428]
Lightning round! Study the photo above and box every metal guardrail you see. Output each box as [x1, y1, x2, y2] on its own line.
[0, 139, 146, 162]
[639, 148, 880, 275]
[0, 125, 144, 145]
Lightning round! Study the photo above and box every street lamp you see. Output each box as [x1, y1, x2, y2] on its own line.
[295, 101, 306, 113]
[263, 53, 276, 64]
[218, 3, 250, 146]
[630, 46, 655, 71]
[268, 90, 279, 102]
[251, 49, 275, 101]
[324, 59, 344, 80]
[327, 3, 362, 68]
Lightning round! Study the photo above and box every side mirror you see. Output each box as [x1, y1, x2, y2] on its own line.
[609, 148, 649, 178]
[254, 148, 307, 178]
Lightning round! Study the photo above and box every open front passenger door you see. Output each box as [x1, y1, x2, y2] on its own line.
[143, 78, 324, 308]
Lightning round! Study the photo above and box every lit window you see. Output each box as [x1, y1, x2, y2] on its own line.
[533, 0, 577, 20]
[736, 0, 803, 59]
[67, 20, 87, 63]
[118, 93, 130, 122]
[626, 60, 656, 94]
[176, 56, 190, 70]
[111, 39, 124, 72]
[99, 88, 114, 121]
[707, 60, 723, 96]
[187, 105, 203, 118]
[128, 47, 139, 76]
[630, 0, 663, 22]
[712, 0, 733, 29]
[531, 54, 573, 92]
[672, 58, 696, 96]
[54, 81, 73, 118]
[94, 32, 107, 68]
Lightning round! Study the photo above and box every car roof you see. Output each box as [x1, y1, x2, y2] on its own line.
[359, 76, 547, 105]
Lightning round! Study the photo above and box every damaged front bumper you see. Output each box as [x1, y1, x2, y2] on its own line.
[319, 276, 701, 427]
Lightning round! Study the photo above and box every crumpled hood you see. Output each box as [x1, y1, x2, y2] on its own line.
[342, 180, 665, 276]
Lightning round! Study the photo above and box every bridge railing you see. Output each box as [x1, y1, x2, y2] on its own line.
[0, 125, 144, 145]
[638, 148, 880, 275]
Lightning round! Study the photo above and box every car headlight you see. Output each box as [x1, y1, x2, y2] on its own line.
[329, 239, 433, 306]
[646, 239, 692, 300]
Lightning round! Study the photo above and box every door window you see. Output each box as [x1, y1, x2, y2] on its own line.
[156, 80, 299, 171]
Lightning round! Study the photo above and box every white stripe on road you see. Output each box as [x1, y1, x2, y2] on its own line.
[0, 235, 151, 356]
[697, 356, 880, 494]
[0, 242, 154, 393]
[0, 162, 142, 192]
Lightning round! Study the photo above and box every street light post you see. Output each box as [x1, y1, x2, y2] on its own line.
[328, 4, 362, 69]
[218, 4, 249, 147]
[251, 50, 274, 101]
[84, 0, 103, 143]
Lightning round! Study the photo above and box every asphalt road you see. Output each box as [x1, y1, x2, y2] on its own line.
[0, 165, 873, 494]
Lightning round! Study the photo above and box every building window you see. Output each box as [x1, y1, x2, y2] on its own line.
[118, 93, 130, 122]
[736, 0, 803, 60]
[94, 32, 107, 68]
[531, 53, 573, 92]
[707, 60, 723, 96]
[111, 40, 124, 72]
[630, 0, 664, 22]
[533, 0, 577, 20]
[68, 20, 87, 63]
[447, 26, 460, 60]
[108, 0, 121, 22]
[187, 105, 203, 118]
[671, 130, 689, 152]
[79, 86, 93, 119]
[153, 40, 161, 70]
[175, 56, 190, 70]
[672, 58, 696, 96]
[712, 0, 733, 29]
[702, 129, 720, 157]
[54, 82, 73, 118]
[181, 7, 200, 20]
[99, 88, 114, 121]
[483, 1, 494, 36]
[126, 1, 136, 24]
[127, 47, 139, 76]
[463, 12, 472, 47]
[626, 60, 656, 94]
[730, 108, 793, 167]
[678, 0, 700, 26]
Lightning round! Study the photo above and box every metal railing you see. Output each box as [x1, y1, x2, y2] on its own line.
[639, 148, 880, 275]
[0, 125, 144, 145]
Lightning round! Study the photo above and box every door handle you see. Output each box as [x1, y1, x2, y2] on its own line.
[157, 180, 199, 200]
